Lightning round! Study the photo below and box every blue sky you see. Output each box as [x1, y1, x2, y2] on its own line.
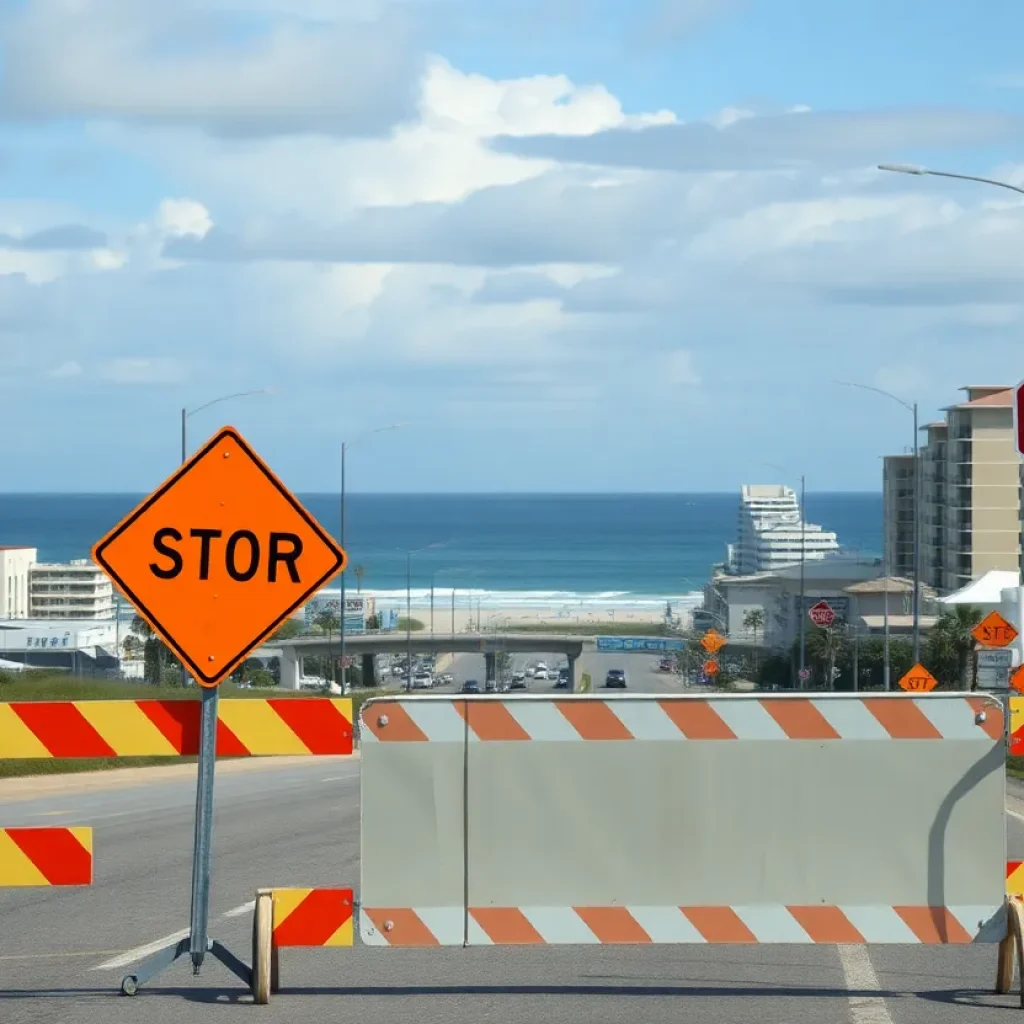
[2, 0, 1024, 492]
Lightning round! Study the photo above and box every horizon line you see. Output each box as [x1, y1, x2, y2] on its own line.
[0, 489, 886, 497]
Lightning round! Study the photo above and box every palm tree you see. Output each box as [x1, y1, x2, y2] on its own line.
[354, 565, 365, 594]
[926, 605, 983, 689]
[313, 608, 340, 687]
[743, 608, 764, 676]
[132, 614, 163, 684]
[806, 625, 847, 690]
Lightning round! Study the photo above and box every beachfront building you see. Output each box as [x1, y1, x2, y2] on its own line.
[703, 558, 938, 648]
[886, 385, 1020, 595]
[29, 559, 115, 619]
[0, 546, 36, 618]
[0, 618, 122, 674]
[882, 454, 915, 579]
[0, 546, 116, 621]
[729, 485, 839, 574]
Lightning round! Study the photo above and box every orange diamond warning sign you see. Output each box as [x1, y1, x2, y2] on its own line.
[701, 629, 726, 654]
[92, 426, 346, 688]
[971, 610, 1018, 649]
[898, 663, 938, 692]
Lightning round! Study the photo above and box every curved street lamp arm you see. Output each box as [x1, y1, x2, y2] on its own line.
[833, 379, 914, 415]
[186, 389, 272, 418]
[878, 164, 1024, 197]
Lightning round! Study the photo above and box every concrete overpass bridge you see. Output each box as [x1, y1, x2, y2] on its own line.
[255, 633, 590, 691]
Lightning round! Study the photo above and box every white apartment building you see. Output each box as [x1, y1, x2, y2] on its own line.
[29, 559, 115, 619]
[0, 547, 36, 618]
[731, 485, 839, 574]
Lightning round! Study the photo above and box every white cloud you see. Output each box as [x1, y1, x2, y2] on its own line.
[47, 360, 83, 378]
[99, 357, 186, 384]
[5, 23, 1024, 490]
[0, 0, 423, 137]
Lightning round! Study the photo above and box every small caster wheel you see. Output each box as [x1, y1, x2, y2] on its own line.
[120, 975, 139, 996]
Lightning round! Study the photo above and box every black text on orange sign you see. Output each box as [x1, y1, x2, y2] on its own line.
[149, 528, 305, 583]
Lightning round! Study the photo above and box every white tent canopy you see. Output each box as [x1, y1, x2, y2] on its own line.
[940, 570, 1019, 605]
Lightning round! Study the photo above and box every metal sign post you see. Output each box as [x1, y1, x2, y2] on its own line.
[189, 685, 219, 971]
[90, 425, 347, 996]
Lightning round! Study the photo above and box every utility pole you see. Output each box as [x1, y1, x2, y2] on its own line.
[799, 474, 806, 689]
[339, 441, 347, 693]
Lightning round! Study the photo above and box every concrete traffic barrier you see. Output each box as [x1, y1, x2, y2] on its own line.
[249, 691, 1013, 1005]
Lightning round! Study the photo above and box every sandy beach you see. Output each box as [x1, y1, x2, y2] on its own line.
[399, 605, 678, 635]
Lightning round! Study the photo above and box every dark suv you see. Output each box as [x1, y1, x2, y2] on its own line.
[605, 669, 626, 688]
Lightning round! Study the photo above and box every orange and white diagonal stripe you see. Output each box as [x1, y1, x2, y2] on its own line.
[359, 695, 1000, 744]
[360, 903, 1003, 946]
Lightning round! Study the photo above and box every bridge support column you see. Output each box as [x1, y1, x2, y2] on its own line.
[485, 651, 496, 687]
[567, 652, 577, 693]
[361, 652, 377, 690]
[279, 648, 301, 691]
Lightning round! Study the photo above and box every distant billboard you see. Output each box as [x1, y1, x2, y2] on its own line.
[304, 594, 374, 634]
[595, 636, 686, 653]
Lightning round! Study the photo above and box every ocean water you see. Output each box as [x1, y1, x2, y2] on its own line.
[0, 493, 882, 612]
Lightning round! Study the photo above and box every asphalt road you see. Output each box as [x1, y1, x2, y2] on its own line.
[426, 649, 689, 694]
[2, 747, 1023, 1021]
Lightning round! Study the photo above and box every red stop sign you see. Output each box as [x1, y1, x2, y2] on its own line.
[808, 601, 835, 627]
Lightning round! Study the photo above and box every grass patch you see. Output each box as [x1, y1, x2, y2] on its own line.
[507, 621, 677, 636]
[1007, 756, 1024, 781]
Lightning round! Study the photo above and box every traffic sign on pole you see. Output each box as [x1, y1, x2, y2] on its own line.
[971, 610, 1018, 649]
[808, 601, 835, 628]
[92, 426, 347, 688]
[700, 629, 726, 654]
[898, 663, 938, 692]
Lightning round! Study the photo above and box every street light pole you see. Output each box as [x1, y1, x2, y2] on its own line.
[338, 424, 407, 694]
[834, 380, 921, 662]
[181, 389, 272, 465]
[406, 550, 412, 693]
[879, 162, 1024, 663]
[799, 474, 806, 687]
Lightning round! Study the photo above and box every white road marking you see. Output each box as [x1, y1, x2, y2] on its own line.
[838, 944, 893, 1024]
[91, 902, 255, 970]
[1007, 808, 1024, 822]
[92, 928, 190, 971]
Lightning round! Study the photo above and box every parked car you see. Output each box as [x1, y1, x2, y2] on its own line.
[510, 672, 527, 689]
[462, 679, 481, 694]
[546, 668, 560, 680]
[659, 657, 674, 672]
[605, 669, 627, 688]
[485, 678, 498, 693]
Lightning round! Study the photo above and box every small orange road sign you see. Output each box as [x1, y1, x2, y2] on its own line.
[1011, 665, 1024, 696]
[703, 659, 720, 676]
[92, 426, 346, 688]
[971, 610, 1018, 649]
[701, 629, 726, 654]
[898, 663, 938, 692]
